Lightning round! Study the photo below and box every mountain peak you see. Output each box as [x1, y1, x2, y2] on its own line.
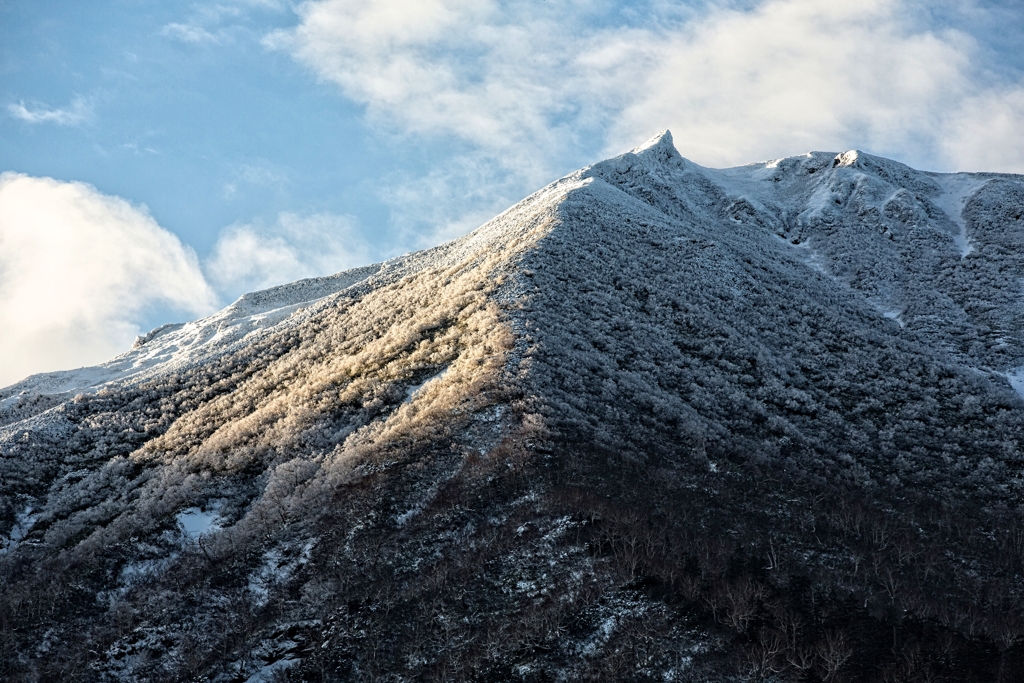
[628, 129, 684, 168]
[832, 149, 862, 168]
[589, 129, 685, 180]
[631, 129, 676, 155]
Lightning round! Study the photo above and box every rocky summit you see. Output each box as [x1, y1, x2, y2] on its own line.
[4, 132, 1024, 682]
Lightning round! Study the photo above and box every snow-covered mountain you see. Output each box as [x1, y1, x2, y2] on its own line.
[3, 132, 1024, 682]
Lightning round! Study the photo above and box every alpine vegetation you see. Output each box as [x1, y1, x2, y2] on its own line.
[3, 132, 1024, 681]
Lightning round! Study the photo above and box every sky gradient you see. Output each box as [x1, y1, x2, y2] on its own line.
[2, 0, 1024, 387]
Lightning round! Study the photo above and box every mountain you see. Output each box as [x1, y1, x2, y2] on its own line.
[3, 132, 1024, 682]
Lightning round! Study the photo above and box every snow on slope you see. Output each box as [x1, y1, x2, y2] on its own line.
[706, 144, 1024, 373]
[0, 169, 580, 412]
[493, 133, 1024, 484]
[931, 173, 990, 258]
[4, 131, 1024, 682]
[5, 131, 1023, 415]
[0, 266, 379, 401]
[5, 130, 1024, 425]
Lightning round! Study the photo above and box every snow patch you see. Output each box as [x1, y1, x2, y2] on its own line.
[883, 309, 905, 328]
[248, 540, 316, 607]
[243, 657, 299, 683]
[931, 174, 988, 259]
[403, 367, 450, 403]
[395, 506, 422, 527]
[1007, 367, 1024, 400]
[580, 616, 618, 656]
[804, 180, 839, 219]
[774, 233, 828, 275]
[833, 150, 862, 168]
[176, 504, 222, 538]
[1, 504, 37, 554]
[116, 554, 179, 592]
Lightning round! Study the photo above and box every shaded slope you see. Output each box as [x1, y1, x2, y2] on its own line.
[520, 134, 1024, 500]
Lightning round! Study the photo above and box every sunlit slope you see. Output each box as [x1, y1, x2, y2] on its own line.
[0, 169, 572, 524]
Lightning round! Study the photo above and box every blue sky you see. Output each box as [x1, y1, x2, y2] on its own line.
[2, 0, 1024, 387]
[1, 1, 388, 253]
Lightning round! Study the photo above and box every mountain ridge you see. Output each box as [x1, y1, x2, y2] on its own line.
[3, 133, 1024, 681]
[6, 129, 1022, 404]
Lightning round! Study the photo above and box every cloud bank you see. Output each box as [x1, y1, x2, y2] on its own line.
[206, 211, 372, 301]
[269, 0, 1024, 174]
[0, 175, 370, 387]
[0, 174, 216, 388]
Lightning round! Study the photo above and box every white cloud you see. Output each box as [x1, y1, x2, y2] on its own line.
[222, 160, 289, 200]
[235, 0, 286, 9]
[263, 0, 595, 186]
[378, 154, 525, 250]
[121, 142, 159, 155]
[937, 86, 1024, 173]
[237, 160, 289, 188]
[160, 22, 222, 44]
[7, 96, 92, 126]
[0, 174, 217, 388]
[601, 0, 1006, 170]
[161, 0, 287, 45]
[205, 212, 372, 300]
[269, 0, 1024, 178]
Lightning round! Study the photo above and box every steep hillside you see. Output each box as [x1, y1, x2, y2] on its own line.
[3, 132, 1024, 682]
